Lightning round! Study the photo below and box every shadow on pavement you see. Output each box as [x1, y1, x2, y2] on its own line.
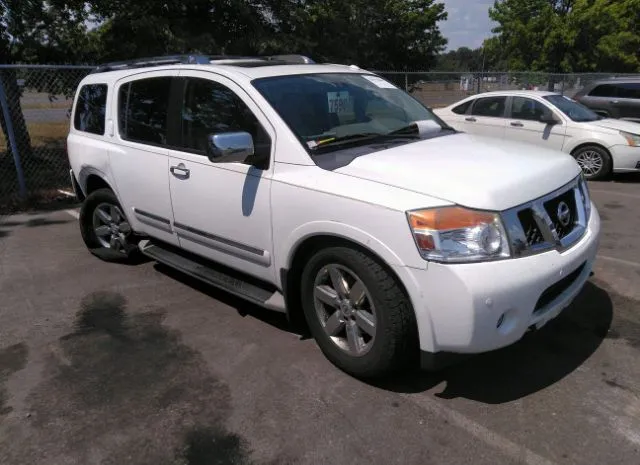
[373, 281, 613, 404]
[153, 263, 296, 336]
[150, 260, 612, 404]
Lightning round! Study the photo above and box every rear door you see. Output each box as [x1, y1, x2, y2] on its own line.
[109, 71, 180, 245]
[615, 82, 640, 120]
[580, 83, 620, 118]
[504, 96, 567, 150]
[463, 96, 508, 139]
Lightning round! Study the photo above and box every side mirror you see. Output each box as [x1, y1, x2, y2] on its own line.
[206, 131, 254, 163]
[539, 113, 559, 125]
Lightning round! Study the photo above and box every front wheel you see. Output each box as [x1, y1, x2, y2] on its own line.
[79, 188, 138, 262]
[572, 145, 612, 180]
[300, 246, 418, 379]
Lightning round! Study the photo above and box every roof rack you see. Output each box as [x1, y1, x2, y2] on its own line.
[90, 54, 315, 73]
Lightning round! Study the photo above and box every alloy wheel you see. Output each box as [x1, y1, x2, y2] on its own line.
[313, 264, 377, 356]
[92, 203, 132, 254]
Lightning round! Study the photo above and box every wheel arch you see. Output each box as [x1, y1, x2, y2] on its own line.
[280, 232, 429, 350]
[570, 142, 614, 170]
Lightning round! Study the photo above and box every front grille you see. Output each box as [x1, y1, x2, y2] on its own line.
[533, 262, 586, 314]
[543, 189, 577, 239]
[501, 176, 588, 258]
[517, 209, 544, 246]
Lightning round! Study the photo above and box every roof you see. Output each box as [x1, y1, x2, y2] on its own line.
[466, 90, 559, 98]
[81, 54, 370, 84]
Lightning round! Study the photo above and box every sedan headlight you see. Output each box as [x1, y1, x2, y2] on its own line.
[620, 130, 640, 147]
[407, 206, 510, 263]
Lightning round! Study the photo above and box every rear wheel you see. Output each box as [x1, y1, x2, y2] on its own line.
[572, 145, 612, 180]
[79, 188, 138, 262]
[300, 246, 418, 379]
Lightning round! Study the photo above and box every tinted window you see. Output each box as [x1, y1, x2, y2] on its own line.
[510, 97, 550, 121]
[452, 100, 472, 114]
[74, 84, 107, 135]
[617, 83, 640, 99]
[471, 96, 506, 117]
[119, 77, 172, 145]
[181, 78, 271, 163]
[588, 84, 617, 97]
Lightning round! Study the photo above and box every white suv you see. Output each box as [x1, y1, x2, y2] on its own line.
[67, 55, 600, 378]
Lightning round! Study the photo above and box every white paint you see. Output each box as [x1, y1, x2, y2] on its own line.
[589, 189, 640, 200]
[363, 75, 398, 88]
[65, 209, 79, 219]
[403, 393, 559, 465]
[597, 254, 640, 268]
[57, 189, 75, 197]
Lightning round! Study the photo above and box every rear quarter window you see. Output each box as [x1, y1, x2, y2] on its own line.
[74, 84, 108, 135]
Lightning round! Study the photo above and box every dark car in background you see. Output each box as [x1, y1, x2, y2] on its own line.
[573, 78, 640, 122]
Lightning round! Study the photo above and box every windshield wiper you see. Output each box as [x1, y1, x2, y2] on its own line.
[308, 132, 419, 151]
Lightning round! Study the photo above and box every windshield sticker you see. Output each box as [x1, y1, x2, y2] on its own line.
[363, 75, 397, 89]
[327, 91, 354, 114]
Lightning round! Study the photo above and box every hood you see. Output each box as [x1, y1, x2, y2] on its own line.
[335, 133, 581, 211]
[588, 118, 640, 134]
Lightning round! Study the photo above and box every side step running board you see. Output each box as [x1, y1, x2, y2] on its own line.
[139, 240, 286, 313]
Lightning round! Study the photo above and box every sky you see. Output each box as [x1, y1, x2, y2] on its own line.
[439, 0, 496, 51]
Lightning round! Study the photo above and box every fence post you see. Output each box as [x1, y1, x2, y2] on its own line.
[404, 72, 408, 92]
[0, 75, 27, 198]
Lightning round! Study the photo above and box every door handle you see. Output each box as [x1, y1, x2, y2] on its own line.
[170, 164, 190, 178]
[510, 121, 524, 127]
[465, 117, 477, 122]
[610, 100, 620, 104]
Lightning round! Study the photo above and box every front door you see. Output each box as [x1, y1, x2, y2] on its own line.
[504, 96, 567, 151]
[109, 71, 179, 245]
[167, 71, 276, 282]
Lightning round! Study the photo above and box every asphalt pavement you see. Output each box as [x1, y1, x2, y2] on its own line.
[1, 178, 639, 465]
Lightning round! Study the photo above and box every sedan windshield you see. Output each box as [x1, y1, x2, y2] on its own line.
[252, 73, 449, 153]
[543, 94, 601, 122]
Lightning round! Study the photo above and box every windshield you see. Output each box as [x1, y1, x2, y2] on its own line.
[252, 73, 449, 153]
[543, 94, 601, 122]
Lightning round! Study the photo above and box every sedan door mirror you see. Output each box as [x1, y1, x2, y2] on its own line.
[539, 113, 559, 125]
[206, 131, 254, 163]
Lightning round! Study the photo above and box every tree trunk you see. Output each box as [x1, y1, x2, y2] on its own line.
[0, 68, 33, 163]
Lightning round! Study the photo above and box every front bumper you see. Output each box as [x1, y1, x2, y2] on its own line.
[610, 145, 640, 171]
[399, 203, 600, 358]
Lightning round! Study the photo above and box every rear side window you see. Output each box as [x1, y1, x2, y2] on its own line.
[452, 100, 472, 114]
[471, 96, 506, 117]
[118, 77, 172, 145]
[588, 84, 617, 97]
[74, 84, 107, 135]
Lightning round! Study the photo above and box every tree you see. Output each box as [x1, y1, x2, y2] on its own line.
[0, 0, 92, 164]
[487, 0, 640, 73]
[264, 0, 447, 70]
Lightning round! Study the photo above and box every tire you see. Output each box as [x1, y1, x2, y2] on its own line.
[79, 188, 139, 262]
[572, 145, 612, 181]
[300, 246, 418, 379]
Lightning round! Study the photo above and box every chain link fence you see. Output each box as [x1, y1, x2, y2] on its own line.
[375, 71, 640, 109]
[1, 65, 639, 213]
[0, 65, 93, 213]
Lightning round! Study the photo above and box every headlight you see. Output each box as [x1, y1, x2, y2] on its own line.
[578, 174, 592, 220]
[407, 206, 510, 263]
[620, 131, 640, 147]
